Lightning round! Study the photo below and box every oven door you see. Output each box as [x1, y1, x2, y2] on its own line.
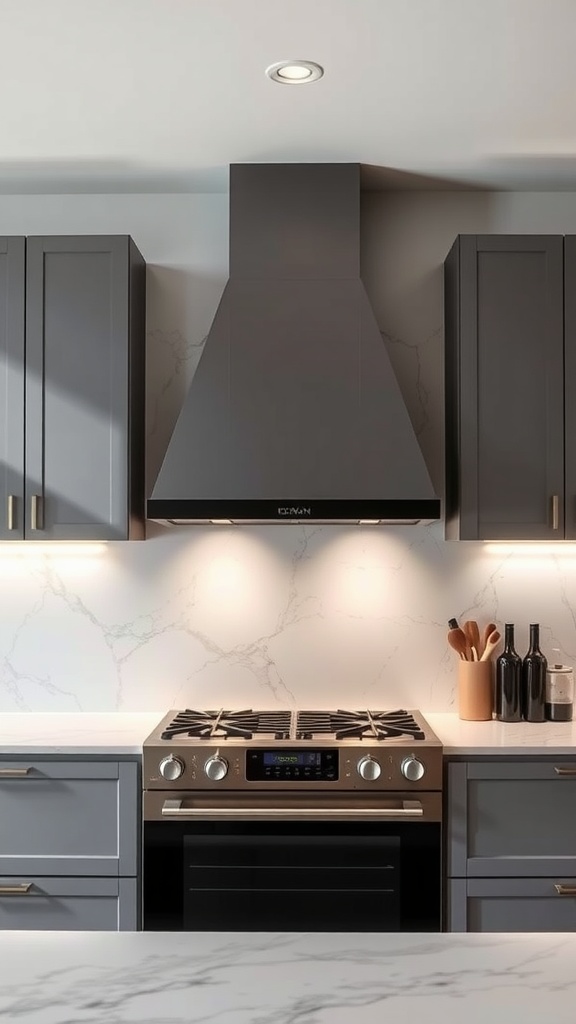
[143, 791, 441, 932]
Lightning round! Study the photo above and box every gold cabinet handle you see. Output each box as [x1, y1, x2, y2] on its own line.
[30, 494, 43, 531]
[554, 766, 576, 776]
[0, 884, 32, 895]
[7, 494, 15, 530]
[0, 767, 32, 776]
[554, 884, 576, 896]
[552, 494, 559, 531]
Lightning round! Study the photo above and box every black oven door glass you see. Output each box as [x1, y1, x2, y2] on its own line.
[143, 820, 440, 932]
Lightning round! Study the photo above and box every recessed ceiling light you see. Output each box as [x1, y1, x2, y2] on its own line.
[265, 60, 324, 85]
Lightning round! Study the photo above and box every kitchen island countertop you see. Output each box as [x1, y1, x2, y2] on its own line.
[0, 930, 575, 1023]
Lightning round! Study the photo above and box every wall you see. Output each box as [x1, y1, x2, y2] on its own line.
[2, 190, 576, 712]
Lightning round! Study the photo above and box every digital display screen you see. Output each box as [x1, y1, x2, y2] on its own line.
[263, 752, 322, 767]
[247, 748, 337, 781]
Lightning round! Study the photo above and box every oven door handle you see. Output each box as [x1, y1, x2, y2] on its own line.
[160, 799, 424, 819]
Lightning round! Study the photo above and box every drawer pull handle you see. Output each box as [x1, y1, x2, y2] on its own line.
[0, 884, 32, 896]
[0, 767, 32, 777]
[554, 885, 576, 896]
[554, 767, 576, 776]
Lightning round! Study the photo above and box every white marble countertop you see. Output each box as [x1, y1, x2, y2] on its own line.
[0, 712, 162, 754]
[0, 931, 575, 1023]
[426, 712, 576, 755]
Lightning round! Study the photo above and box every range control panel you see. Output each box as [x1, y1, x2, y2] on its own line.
[246, 748, 338, 782]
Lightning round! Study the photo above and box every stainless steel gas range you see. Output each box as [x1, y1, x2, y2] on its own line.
[142, 708, 443, 932]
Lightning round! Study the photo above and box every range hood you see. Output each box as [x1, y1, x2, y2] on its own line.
[148, 163, 440, 525]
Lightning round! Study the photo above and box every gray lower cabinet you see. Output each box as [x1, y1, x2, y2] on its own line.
[0, 877, 138, 931]
[0, 759, 139, 931]
[447, 760, 576, 932]
[448, 878, 576, 932]
[0, 235, 145, 541]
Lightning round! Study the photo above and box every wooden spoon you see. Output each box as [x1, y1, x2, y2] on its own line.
[480, 630, 501, 661]
[479, 621, 497, 658]
[448, 627, 469, 660]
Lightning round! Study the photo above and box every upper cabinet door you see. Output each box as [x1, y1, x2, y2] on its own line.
[0, 237, 25, 541]
[563, 237, 576, 541]
[445, 235, 564, 540]
[25, 237, 145, 541]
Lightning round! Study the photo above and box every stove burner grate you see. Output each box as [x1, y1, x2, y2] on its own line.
[161, 709, 292, 741]
[296, 709, 425, 741]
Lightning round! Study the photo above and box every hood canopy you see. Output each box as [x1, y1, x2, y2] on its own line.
[148, 163, 440, 525]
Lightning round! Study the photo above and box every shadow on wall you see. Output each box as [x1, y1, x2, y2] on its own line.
[360, 187, 505, 498]
[0, 158, 228, 194]
[145, 265, 227, 491]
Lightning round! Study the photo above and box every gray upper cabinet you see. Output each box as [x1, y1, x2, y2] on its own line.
[0, 235, 145, 541]
[0, 238, 26, 541]
[445, 235, 565, 540]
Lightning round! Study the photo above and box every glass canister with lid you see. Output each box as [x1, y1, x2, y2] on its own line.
[545, 663, 574, 722]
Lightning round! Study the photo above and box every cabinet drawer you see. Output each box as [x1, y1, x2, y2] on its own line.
[0, 761, 138, 875]
[448, 761, 576, 876]
[448, 877, 576, 932]
[0, 876, 137, 931]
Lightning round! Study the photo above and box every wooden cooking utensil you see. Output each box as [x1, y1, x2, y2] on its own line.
[448, 627, 469, 660]
[480, 630, 501, 661]
[463, 620, 481, 659]
[479, 621, 497, 658]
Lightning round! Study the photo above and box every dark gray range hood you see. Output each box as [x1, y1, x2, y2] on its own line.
[148, 163, 440, 525]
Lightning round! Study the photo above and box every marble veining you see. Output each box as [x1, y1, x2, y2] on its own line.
[3, 191, 576, 713]
[0, 931, 575, 1023]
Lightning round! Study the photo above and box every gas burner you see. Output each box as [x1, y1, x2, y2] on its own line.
[296, 709, 425, 741]
[160, 709, 292, 741]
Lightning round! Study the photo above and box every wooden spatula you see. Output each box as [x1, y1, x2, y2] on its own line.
[463, 620, 480, 660]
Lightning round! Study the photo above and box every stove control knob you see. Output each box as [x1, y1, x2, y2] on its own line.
[204, 754, 228, 782]
[159, 755, 185, 781]
[357, 755, 382, 782]
[401, 756, 425, 782]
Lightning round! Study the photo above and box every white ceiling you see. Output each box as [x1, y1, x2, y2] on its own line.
[3, 0, 576, 192]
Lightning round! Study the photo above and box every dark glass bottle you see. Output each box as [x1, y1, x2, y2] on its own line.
[496, 624, 522, 722]
[522, 623, 547, 722]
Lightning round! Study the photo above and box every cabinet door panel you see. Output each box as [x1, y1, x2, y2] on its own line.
[449, 877, 576, 932]
[0, 876, 137, 931]
[0, 761, 138, 875]
[25, 236, 131, 540]
[448, 761, 576, 877]
[446, 235, 564, 540]
[0, 237, 25, 540]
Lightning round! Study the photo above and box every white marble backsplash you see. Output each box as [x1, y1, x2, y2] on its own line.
[3, 189, 576, 712]
[3, 522, 576, 711]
